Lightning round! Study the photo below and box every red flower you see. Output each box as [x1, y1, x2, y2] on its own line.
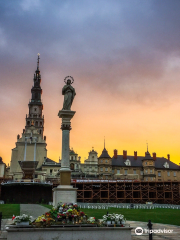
[80, 212, 85, 216]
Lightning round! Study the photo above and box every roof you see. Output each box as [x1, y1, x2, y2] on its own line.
[69, 149, 77, 155]
[112, 154, 180, 170]
[99, 148, 111, 158]
[43, 158, 60, 166]
[89, 149, 97, 154]
[45, 158, 56, 163]
[143, 151, 154, 160]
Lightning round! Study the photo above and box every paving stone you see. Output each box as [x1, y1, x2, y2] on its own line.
[20, 204, 50, 219]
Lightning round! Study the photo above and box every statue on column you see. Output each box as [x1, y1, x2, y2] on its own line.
[62, 76, 76, 110]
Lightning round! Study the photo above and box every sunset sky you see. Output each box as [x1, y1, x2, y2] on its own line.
[1, 0, 180, 166]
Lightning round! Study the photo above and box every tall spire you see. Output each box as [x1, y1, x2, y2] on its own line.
[104, 136, 105, 149]
[25, 55, 44, 137]
[146, 141, 149, 153]
[37, 53, 40, 70]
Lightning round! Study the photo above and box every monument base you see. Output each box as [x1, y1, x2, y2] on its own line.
[52, 185, 78, 206]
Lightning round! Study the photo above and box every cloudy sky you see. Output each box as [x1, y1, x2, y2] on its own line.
[1, 0, 180, 165]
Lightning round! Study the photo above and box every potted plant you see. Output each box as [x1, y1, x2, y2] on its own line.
[102, 214, 111, 225]
[14, 214, 33, 226]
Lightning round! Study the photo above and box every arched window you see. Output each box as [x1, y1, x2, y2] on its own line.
[35, 121, 38, 127]
[27, 121, 30, 126]
[70, 163, 74, 170]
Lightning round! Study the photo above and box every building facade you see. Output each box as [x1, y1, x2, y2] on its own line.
[69, 149, 83, 178]
[99, 148, 180, 181]
[81, 148, 99, 179]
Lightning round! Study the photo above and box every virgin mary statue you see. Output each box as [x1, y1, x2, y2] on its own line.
[62, 78, 76, 110]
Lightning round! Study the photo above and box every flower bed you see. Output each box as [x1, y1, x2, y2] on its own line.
[18, 203, 127, 228]
[33, 203, 89, 227]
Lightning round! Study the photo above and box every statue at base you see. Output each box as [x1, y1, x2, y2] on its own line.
[62, 76, 76, 110]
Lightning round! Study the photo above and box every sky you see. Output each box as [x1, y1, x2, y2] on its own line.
[1, 0, 180, 165]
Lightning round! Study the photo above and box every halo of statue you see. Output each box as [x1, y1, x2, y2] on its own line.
[64, 76, 74, 84]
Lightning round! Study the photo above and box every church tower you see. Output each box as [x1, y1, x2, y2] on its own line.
[25, 54, 44, 137]
[10, 55, 47, 180]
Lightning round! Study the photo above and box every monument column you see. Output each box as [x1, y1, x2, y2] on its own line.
[58, 110, 75, 185]
[53, 76, 77, 206]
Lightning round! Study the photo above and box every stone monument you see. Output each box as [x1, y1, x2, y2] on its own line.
[53, 76, 77, 206]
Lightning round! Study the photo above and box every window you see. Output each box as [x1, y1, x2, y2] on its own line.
[124, 169, 127, 175]
[70, 163, 74, 170]
[158, 171, 161, 177]
[133, 170, 136, 174]
[145, 162, 147, 165]
[50, 169, 53, 175]
[112, 170, 114, 173]
[174, 172, 176, 177]
[105, 168, 108, 172]
[100, 168, 103, 172]
[101, 160, 103, 163]
[167, 171, 170, 177]
[105, 160, 108, 163]
[34, 108, 37, 112]
[150, 169, 153, 173]
[140, 171, 143, 175]
[117, 169, 120, 174]
[146, 178, 148, 181]
[145, 169, 148, 173]
[151, 177, 153, 181]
